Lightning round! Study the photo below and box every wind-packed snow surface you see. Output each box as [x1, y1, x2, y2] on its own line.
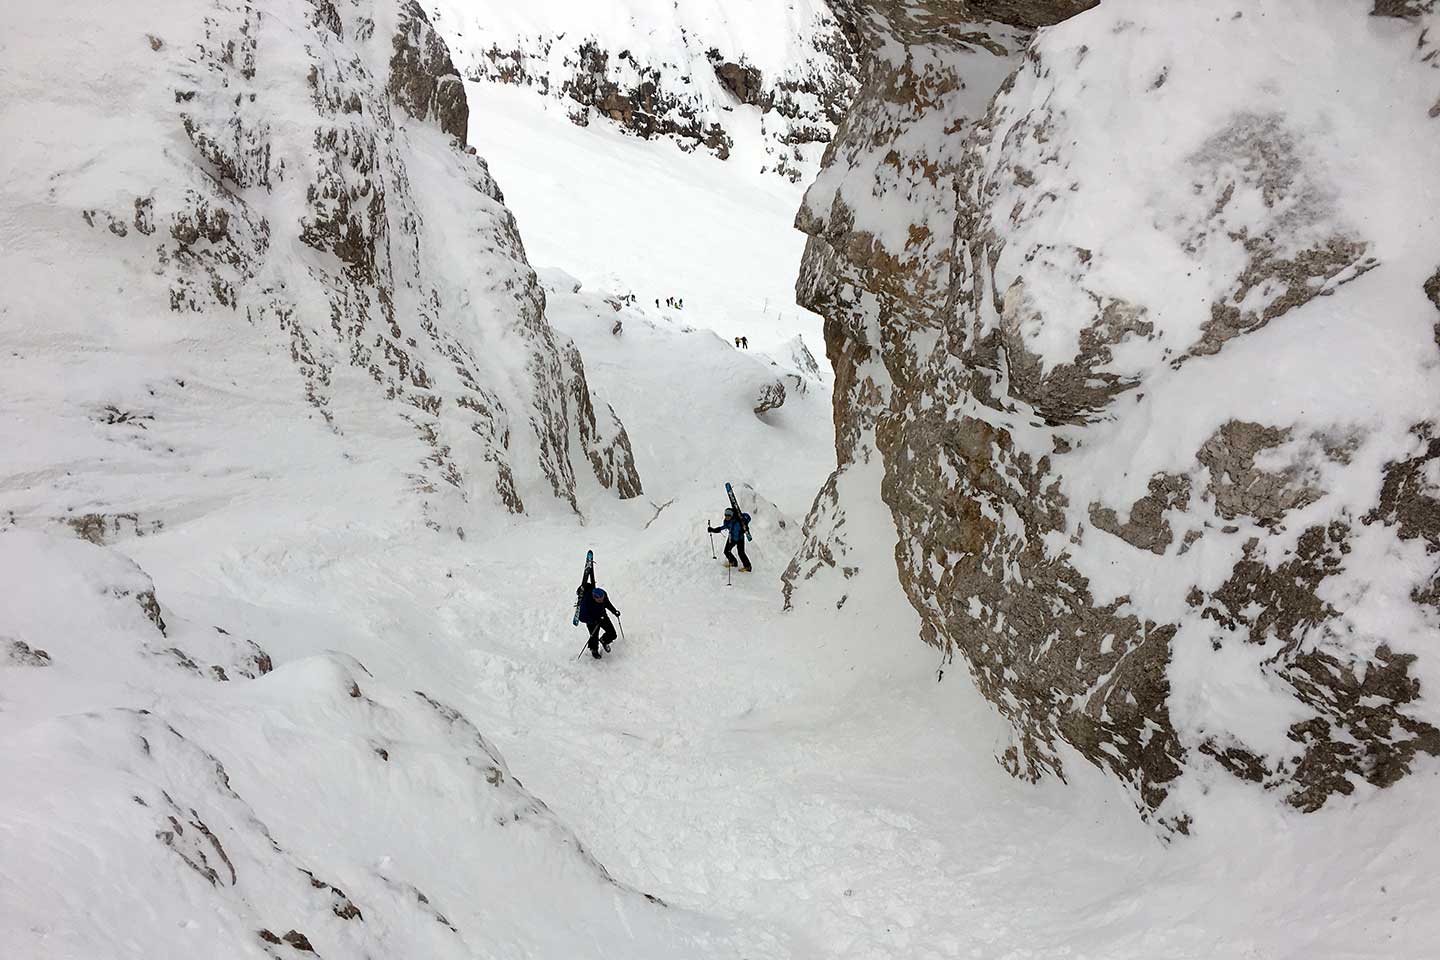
[418, 0, 855, 353]
[5, 0, 1440, 958]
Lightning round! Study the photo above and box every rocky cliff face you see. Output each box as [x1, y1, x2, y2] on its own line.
[788, 0, 1440, 828]
[4, 0, 639, 543]
[0, 2, 697, 951]
[429, 0, 859, 181]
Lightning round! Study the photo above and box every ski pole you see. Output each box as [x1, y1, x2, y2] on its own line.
[618, 619, 627, 643]
[708, 523, 716, 559]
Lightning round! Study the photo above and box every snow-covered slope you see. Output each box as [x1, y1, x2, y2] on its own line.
[791, 0, 1440, 829]
[412, 0, 860, 357]
[410, 0, 862, 359]
[460, 80, 830, 355]
[0, 532, 718, 959]
[430, 0, 857, 180]
[0, 0, 690, 954]
[7, 0, 1440, 957]
[536, 268, 833, 513]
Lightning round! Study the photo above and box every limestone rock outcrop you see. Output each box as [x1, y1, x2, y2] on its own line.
[753, 380, 787, 416]
[713, 61, 765, 107]
[389, 0, 470, 143]
[13, 0, 639, 540]
[787, 0, 1440, 827]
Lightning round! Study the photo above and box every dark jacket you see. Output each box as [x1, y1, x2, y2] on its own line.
[708, 514, 750, 543]
[576, 592, 620, 625]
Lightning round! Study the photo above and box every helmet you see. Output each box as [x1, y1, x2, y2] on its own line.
[724, 506, 735, 517]
[592, 587, 606, 599]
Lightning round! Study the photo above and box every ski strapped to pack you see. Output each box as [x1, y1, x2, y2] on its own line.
[572, 549, 594, 625]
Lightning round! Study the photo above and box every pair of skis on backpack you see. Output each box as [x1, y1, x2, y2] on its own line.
[572, 550, 595, 626]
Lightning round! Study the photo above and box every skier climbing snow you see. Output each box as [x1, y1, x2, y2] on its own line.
[577, 586, 621, 658]
[709, 507, 753, 572]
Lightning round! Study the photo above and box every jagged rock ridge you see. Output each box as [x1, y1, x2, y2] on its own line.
[787, 0, 1440, 827]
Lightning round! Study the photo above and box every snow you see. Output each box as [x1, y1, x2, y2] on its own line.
[463, 81, 825, 354]
[970, 1, 1440, 800]
[540, 276, 832, 513]
[421, 0, 850, 354]
[982, 1, 1440, 388]
[3, 0, 1440, 957]
[431, 0, 836, 81]
[800, 26, 1027, 258]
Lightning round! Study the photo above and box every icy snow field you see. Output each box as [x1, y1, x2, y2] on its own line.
[464, 81, 825, 354]
[426, 0, 842, 356]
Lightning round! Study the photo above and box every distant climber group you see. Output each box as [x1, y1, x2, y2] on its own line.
[657, 296, 685, 310]
[571, 483, 755, 662]
[733, 336, 749, 349]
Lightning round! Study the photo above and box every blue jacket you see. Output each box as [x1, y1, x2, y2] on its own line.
[709, 514, 750, 543]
